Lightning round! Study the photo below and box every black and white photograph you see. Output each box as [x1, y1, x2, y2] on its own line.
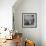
[22, 13, 37, 28]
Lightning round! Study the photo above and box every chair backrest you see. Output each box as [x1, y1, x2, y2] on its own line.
[25, 40, 35, 46]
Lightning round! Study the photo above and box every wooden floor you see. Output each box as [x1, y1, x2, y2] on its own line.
[0, 39, 16, 46]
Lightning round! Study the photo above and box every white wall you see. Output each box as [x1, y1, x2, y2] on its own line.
[40, 0, 46, 46]
[13, 0, 41, 46]
[0, 0, 16, 30]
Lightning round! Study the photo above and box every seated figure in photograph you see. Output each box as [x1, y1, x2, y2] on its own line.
[24, 15, 34, 25]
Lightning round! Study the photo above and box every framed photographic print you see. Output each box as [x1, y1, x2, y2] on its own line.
[22, 13, 37, 28]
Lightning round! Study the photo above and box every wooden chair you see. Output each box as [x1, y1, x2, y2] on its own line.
[15, 33, 23, 46]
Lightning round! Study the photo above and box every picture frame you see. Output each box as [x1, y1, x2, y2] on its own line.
[22, 13, 37, 28]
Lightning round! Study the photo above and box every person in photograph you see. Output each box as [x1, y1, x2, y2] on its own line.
[29, 15, 34, 25]
[24, 15, 34, 25]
